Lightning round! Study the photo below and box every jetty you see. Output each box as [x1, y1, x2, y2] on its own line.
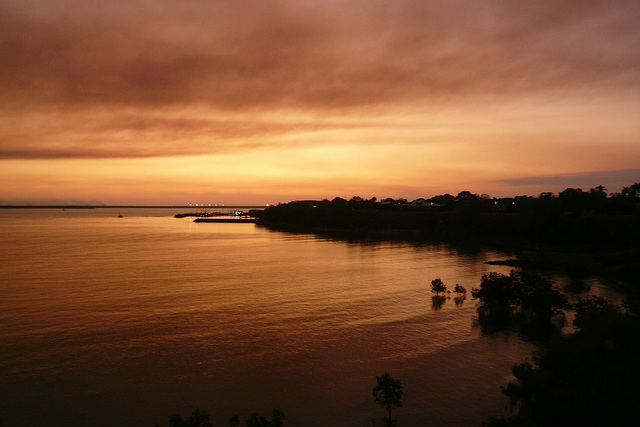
[174, 209, 260, 223]
[193, 217, 256, 223]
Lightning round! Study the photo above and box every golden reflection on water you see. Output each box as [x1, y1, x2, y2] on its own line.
[1, 209, 538, 426]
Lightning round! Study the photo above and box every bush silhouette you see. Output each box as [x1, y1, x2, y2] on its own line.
[373, 373, 403, 424]
[431, 278, 447, 294]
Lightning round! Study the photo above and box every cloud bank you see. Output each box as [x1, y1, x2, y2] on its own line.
[1, 0, 639, 202]
[4, 1, 639, 109]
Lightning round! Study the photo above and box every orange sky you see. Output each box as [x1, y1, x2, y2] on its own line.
[1, 0, 639, 205]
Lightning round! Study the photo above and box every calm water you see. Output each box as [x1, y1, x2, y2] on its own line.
[0, 209, 617, 426]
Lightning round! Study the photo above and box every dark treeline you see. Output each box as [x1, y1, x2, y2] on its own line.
[156, 409, 284, 427]
[255, 184, 640, 281]
[255, 183, 640, 248]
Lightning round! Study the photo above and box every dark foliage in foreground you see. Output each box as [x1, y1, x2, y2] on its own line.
[471, 270, 568, 327]
[164, 410, 212, 427]
[157, 263, 638, 427]
[157, 410, 284, 427]
[243, 410, 284, 427]
[485, 296, 640, 426]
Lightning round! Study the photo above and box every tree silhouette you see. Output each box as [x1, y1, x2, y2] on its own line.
[471, 272, 515, 310]
[453, 284, 466, 294]
[431, 278, 447, 294]
[168, 410, 212, 427]
[372, 373, 403, 424]
[245, 410, 284, 427]
[487, 296, 640, 426]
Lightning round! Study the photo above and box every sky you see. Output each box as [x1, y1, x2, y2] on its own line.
[1, 0, 639, 205]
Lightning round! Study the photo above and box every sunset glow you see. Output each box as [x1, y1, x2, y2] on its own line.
[2, 0, 639, 205]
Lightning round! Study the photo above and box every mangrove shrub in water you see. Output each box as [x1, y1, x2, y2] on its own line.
[372, 373, 404, 426]
[486, 296, 640, 426]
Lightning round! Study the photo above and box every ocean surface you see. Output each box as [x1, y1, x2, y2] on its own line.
[0, 208, 620, 426]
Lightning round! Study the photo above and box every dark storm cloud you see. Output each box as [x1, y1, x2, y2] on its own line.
[0, 1, 336, 109]
[1, 0, 639, 159]
[3, 0, 639, 109]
